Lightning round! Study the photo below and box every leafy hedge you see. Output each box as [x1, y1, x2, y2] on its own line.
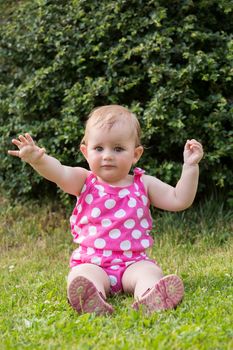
[1, 0, 233, 203]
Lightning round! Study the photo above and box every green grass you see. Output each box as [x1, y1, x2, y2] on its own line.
[0, 197, 232, 350]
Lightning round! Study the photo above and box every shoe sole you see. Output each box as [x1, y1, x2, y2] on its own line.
[132, 274, 184, 314]
[67, 276, 114, 315]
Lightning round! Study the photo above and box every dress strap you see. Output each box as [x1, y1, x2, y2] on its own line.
[85, 171, 97, 185]
[133, 167, 147, 196]
[133, 167, 145, 176]
[79, 171, 97, 194]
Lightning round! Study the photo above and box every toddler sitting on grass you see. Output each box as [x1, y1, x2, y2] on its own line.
[8, 105, 203, 315]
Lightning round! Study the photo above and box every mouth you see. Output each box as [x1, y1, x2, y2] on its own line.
[101, 165, 116, 169]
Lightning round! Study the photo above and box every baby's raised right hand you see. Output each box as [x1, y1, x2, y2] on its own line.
[8, 133, 45, 164]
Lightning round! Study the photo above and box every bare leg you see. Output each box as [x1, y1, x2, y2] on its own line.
[67, 263, 114, 315]
[122, 260, 184, 313]
[67, 263, 111, 298]
[122, 260, 163, 299]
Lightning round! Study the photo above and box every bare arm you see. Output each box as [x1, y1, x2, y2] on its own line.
[8, 133, 88, 196]
[144, 139, 204, 211]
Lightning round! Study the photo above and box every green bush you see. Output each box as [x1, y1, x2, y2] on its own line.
[1, 0, 233, 202]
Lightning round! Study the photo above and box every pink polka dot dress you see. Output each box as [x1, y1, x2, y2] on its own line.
[70, 167, 155, 293]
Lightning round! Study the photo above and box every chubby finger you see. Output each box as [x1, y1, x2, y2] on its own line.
[188, 139, 202, 145]
[190, 144, 204, 157]
[18, 134, 28, 144]
[8, 150, 20, 157]
[25, 133, 35, 144]
[185, 139, 203, 149]
[191, 142, 203, 151]
[184, 140, 194, 150]
[191, 141, 202, 148]
[11, 138, 22, 148]
[191, 143, 203, 150]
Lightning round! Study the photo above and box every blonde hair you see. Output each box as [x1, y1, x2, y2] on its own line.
[81, 105, 141, 146]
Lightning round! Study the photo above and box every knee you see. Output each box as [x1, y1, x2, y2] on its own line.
[67, 263, 110, 290]
[67, 264, 98, 284]
[122, 261, 163, 290]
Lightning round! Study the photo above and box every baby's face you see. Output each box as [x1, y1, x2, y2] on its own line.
[80, 123, 143, 185]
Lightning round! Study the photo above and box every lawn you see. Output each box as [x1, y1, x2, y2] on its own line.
[0, 197, 232, 350]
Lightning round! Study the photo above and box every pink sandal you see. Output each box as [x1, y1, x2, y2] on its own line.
[67, 276, 114, 315]
[132, 274, 184, 314]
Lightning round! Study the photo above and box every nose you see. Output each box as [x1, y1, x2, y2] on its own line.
[103, 149, 113, 160]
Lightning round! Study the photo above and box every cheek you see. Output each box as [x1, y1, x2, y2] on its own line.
[118, 154, 133, 166]
[89, 153, 101, 165]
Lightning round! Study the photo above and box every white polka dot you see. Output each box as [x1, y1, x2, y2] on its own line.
[98, 191, 107, 197]
[94, 185, 107, 197]
[111, 258, 122, 264]
[76, 236, 85, 243]
[124, 219, 135, 229]
[125, 260, 135, 266]
[140, 219, 149, 228]
[101, 218, 112, 227]
[135, 192, 140, 197]
[91, 256, 102, 265]
[72, 251, 81, 260]
[141, 239, 150, 248]
[137, 208, 144, 219]
[128, 198, 137, 208]
[114, 209, 126, 218]
[86, 247, 95, 255]
[109, 229, 121, 239]
[80, 216, 88, 224]
[123, 251, 133, 258]
[81, 184, 87, 193]
[74, 225, 81, 235]
[120, 240, 131, 251]
[94, 238, 106, 249]
[105, 199, 116, 209]
[132, 229, 142, 239]
[142, 195, 148, 206]
[77, 204, 82, 213]
[134, 183, 139, 190]
[88, 226, 97, 235]
[103, 250, 112, 257]
[95, 184, 105, 192]
[91, 178, 96, 183]
[91, 207, 101, 218]
[109, 275, 117, 286]
[118, 189, 130, 198]
[70, 215, 76, 224]
[85, 194, 93, 204]
[110, 265, 120, 270]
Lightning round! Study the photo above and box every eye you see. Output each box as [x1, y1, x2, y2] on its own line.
[114, 147, 124, 152]
[95, 146, 103, 152]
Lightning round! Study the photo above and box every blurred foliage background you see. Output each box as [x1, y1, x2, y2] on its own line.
[1, 0, 233, 204]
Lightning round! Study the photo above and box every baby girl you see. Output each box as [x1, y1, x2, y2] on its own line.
[8, 105, 203, 315]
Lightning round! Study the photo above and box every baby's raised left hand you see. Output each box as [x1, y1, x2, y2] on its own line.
[183, 139, 204, 165]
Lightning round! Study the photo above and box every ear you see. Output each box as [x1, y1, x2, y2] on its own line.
[133, 146, 144, 164]
[80, 144, 88, 161]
